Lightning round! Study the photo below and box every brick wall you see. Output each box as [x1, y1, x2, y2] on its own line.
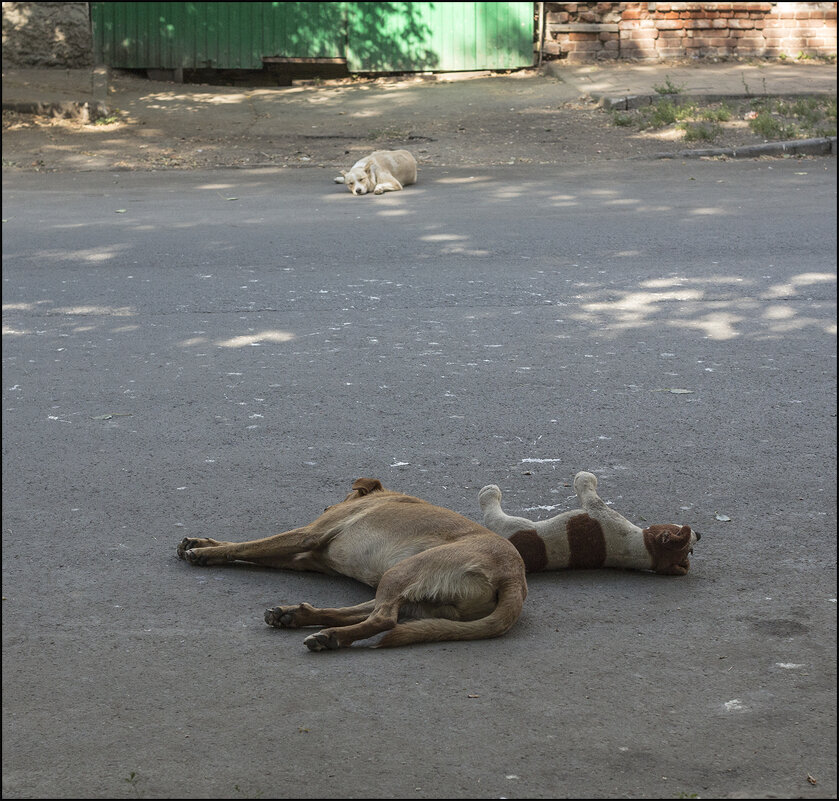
[543, 2, 838, 62]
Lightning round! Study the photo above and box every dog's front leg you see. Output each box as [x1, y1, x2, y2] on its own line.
[177, 526, 330, 568]
[372, 169, 403, 194]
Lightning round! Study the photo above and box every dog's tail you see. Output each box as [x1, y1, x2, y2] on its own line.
[374, 579, 526, 648]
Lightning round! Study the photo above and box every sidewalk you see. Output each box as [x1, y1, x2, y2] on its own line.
[2, 60, 836, 170]
[4, 60, 837, 111]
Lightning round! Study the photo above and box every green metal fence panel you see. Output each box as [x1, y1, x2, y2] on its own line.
[91, 2, 533, 72]
[91, 2, 346, 69]
[346, 2, 534, 72]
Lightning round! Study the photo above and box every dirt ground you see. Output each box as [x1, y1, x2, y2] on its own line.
[1, 67, 835, 172]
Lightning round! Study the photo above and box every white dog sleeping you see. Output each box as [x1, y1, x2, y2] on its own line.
[334, 149, 417, 195]
[479, 472, 700, 575]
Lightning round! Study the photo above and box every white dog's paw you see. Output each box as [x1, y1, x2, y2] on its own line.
[478, 485, 502, 507]
[334, 176, 345, 184]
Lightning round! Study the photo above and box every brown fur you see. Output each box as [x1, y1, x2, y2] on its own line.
[508, 530, 548, 572]
[177, 478, 527, 650]
[566, 514, 607, 569]
[643, 524, 697, 575]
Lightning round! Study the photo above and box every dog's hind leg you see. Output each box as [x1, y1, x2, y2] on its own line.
[300, 565, 413, 649]
[303, 599, 401, 650]
[265, 600, 376, 629]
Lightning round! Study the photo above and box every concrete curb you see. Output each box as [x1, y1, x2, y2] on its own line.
[647, 136, 837, 159]
[596, 91, 834, 111]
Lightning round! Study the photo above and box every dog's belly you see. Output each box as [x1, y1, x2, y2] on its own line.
[322, 534, 431, 588]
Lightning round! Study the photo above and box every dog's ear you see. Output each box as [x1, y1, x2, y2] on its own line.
[352, 478, 383, 496]
[656, 525, 692, 550]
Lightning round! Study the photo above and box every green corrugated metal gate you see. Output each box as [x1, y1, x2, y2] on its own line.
[91, 2, 534, 73]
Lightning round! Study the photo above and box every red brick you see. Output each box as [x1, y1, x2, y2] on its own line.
[656, 19, 684, 29]
[729, 18, 755, 29]
[659, 29, 687, 37]
[621, 9, 641, 21]
[565, 40, 602, 50]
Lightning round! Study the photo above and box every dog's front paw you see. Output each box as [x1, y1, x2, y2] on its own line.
[177, 537, 218, 561]
[304, 630, 341, 651]
[334, 175, 345, 184]
[265, 605, 303, 628]
[657, 561, 690, 576]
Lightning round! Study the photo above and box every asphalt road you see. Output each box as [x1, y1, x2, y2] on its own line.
[2, 159, 836, 799]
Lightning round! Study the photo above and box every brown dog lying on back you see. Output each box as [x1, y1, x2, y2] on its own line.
[178, 478, 527, 650]
[479, 471, 700, 575]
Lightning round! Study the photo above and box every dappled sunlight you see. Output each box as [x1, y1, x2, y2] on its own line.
[688, 207, 726, 216]
[417, 229, 490, 256]
[571, 271, 836, 341]
[22, 244, 131, 263]
[763, 272, 835, 299]
[179, 330, 295, 348]
[196, 182, 239, 190]
[420, 233, 469, 242]
[139, 90, 251, 109]
[604, 198, 641, 206]
[679, 312, 743, 341]
[50, 305, 136, 317]
[433, 175, 493, 185]
[641, 275, 747, 289]
[2, 301, 135, 317]
[347, 108, 384, 118]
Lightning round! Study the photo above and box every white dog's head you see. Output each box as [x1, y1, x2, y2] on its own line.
[341, 165, 374, 195]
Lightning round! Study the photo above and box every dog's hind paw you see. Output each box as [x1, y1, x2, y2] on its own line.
[304, 631, 341, 651]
